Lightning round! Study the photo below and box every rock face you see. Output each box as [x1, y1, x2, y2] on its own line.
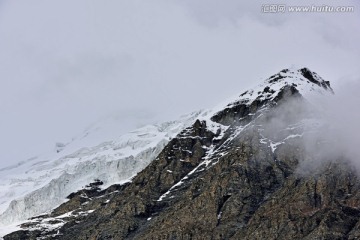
[5, 67, 360, 240]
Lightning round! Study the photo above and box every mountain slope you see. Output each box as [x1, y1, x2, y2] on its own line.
[7, 67, 360, 240]
[0, 111, 204, 236]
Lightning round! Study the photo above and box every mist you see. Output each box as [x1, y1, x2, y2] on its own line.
[248, 76, 360, 175]
[305, 80, 360, 169]
[264, 80, 360, 175]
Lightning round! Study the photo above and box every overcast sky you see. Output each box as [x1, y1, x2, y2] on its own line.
[0, 0, 359, 168]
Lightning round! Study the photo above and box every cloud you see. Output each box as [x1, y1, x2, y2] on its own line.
[317, 80, 360, 162]
[283, 79, 360, 174]
[0, 0, 359, 167]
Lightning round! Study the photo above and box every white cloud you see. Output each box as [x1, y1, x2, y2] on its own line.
[0, 0, 359, 167]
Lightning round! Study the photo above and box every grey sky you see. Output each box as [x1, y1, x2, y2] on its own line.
[0, 0, 359, 167]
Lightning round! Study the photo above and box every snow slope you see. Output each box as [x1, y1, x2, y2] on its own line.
[0, 111, 203, 233]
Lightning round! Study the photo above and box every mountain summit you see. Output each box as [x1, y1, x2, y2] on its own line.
[230, 67, 333, 107]
[6, 68, 360, 240]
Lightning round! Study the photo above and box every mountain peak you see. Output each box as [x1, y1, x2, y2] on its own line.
[234, 67, 333, 106]
[266, 67, 333, 92]
[210, 67, 333, 126]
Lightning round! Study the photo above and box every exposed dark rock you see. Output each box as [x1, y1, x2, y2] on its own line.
[300, 68, 321, 86]
[268, 73, 286, 84]
[299, 67, 333, 93]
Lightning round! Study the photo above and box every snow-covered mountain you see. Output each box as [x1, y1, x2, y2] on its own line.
[1, 67, 336, 239]
[0, 111, 205, 234]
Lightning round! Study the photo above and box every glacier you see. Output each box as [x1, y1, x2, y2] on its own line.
[0, 111, 204, 235]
